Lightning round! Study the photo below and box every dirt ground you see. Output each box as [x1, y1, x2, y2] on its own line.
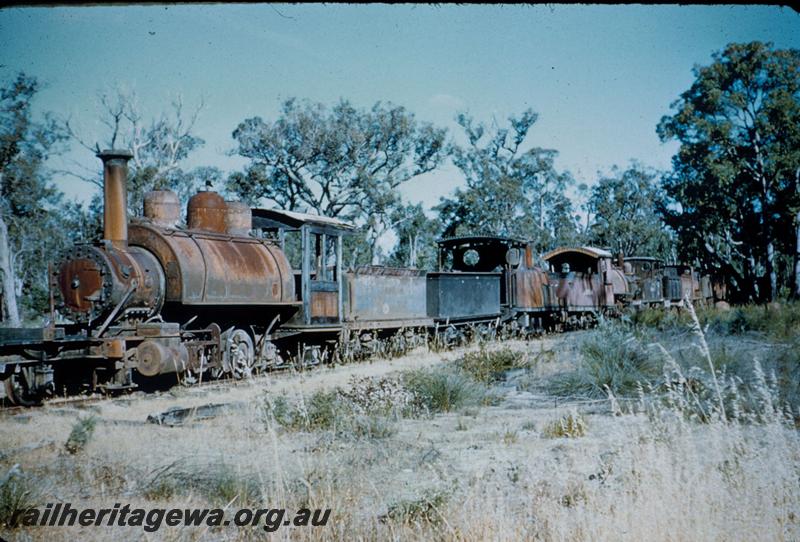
[1, 332, 798, 541]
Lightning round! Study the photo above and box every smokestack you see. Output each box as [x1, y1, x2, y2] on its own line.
[97, 149, 133, 249]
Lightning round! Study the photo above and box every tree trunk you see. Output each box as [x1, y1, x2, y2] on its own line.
[795, 209, 800, 299]
[766, 240, 777, 302]
[408, 233, 418, 268]
[538, 194, 545, 231]
[0, 210, 21, 326]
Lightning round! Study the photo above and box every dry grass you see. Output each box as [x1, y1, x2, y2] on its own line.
[541, 411, 588, 438]
[0, 329, 798, 541]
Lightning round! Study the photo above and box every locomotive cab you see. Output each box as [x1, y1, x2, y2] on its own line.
[252, 209, 354, 329]
[624, 256, 664, 306]
[542, 246, 627, 311]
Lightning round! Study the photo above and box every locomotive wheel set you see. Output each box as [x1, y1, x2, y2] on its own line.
[0, 150, 721, 406]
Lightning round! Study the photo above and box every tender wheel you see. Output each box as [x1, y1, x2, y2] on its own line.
[223, 329, 254, 380]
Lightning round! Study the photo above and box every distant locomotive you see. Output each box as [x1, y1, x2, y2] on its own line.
[0, 150, 722, 406]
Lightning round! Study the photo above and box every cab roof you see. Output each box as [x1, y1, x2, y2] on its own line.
[251, 208, 356, 231]
[542, 246, 612, 262]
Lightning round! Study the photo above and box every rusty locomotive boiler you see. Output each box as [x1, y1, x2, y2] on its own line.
[0, 150, 300, 404]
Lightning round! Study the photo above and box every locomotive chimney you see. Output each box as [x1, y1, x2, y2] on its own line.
[97, 149, 133, 249]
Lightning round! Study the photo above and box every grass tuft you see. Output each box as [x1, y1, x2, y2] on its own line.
[386, 489, 450, 525]
[458, 346, 528, 383]
[64, 415, 97, 455]
[0, 465, 39, 528]
[548, 319, 660, 398]
[542, 411, 588, 438]
[401, 367, 487, 414]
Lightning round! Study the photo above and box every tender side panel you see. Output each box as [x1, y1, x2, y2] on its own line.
[427, 272, 501, 321]
[344, 270, 428, 323]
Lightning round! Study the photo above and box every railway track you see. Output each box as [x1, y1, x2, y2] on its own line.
[0, 321, 554, 413]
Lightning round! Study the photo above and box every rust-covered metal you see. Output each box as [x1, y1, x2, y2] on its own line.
[225, 200, 252, 236]
[509, 267, 553, 310]
[97, 150, 133, 249]
[344, 266, 430, 325]
[144, 190, 181, 228]
[663, 265, 698, 302]
[53, 243, 165, 325]
[53, 151, 167, 327]
[187, 190, 227, 233]
[543, 247, 622, 310]
[128, 221, 294, 306]
[624, 257, 664, 304]
[310, 290, 338, 319]
[606, 267, 629, 298]
[550, 273, 608, 309]
[136, 338, 188, 376]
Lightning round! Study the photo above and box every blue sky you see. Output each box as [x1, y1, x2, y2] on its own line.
[1, 4, 799, 211]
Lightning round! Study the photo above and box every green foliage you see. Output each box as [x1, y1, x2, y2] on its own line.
[548, 320, 661, 398]
[386, 202, 440, 269]
[228, 98, 447, 266]
[302, 389, 343, 431]
[401, 367, 487, 414]
[0, 72, 71, 323]
[629, 307, 685, 331]
[64, 416, 97, 455]
[587, 163, 672, 259]
[633, 302, 800, 341]
[436, 110, 581, 252]
[623, 302, 800, 419]
[657, 41, 800, 301]
[144, 462, 259, 505]
[0, 465, 39, 528]
[458, 346, 527, 383]
[719, 304, 800, 340]
[263, 389, 398, 439]
[142, 476, 179, 501]
[196, 464, 260, 505]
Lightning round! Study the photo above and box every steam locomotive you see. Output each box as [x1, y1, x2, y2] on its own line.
[0, 150, 719, 405]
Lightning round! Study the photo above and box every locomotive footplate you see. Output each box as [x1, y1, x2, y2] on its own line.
[0, 326, 66, 347]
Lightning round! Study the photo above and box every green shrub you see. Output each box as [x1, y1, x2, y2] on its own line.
[548, 320, 660, 398]
[0, 465, 39, 528]
[65, 416, 97, 454]
[458, 346, 527, 383]
[263, 389, 397, 439]
[350, 414, 397, 439]
[630, 307, 685, 331]
[401, 367, 487, 414]
[657, 333, 800, 420]
[196, 464, 260, 505]
[143, 463, 259, 505]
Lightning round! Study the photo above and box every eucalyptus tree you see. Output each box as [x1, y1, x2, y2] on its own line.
[658, 41, 800, 300]
[436, 110, 579, 253]
[228, 98, 447, 265]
